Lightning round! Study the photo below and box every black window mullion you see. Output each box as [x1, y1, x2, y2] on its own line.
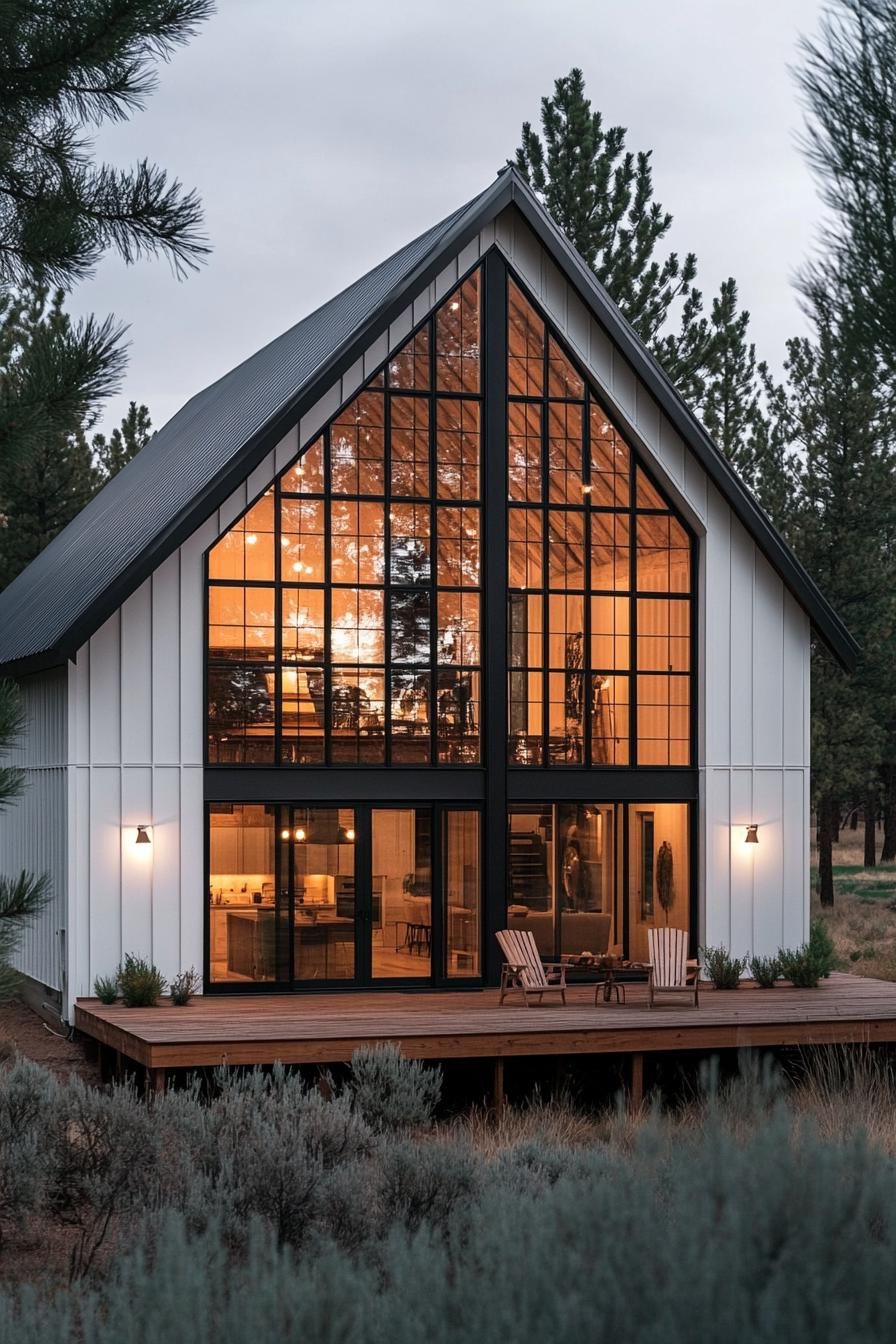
[429, 314, 438, 766]
[541, 325, 550, 769]
[630, 477, 638, 766]
[384, 391, 393, 763]
[323, 427, 333, 765]
[274, 476, 283, 764]
[583, 387, 592, 768]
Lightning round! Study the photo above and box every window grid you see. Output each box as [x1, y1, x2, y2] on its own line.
[207, 270, 482, 766]
[506, 278, 694, 768]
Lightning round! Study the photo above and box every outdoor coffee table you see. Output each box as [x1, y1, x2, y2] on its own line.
[563, 955, 649, 1004]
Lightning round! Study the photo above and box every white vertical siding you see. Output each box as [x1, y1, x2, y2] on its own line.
[0, 670, 67, 993]
[494, 207, 812, 958]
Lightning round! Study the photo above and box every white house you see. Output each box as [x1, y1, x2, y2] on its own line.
[0, 169, 855, 1021]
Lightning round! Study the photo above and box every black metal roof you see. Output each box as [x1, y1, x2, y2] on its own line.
[0, 167, 858, 673]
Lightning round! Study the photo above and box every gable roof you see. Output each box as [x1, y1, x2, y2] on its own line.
[0, 167, 858, 674]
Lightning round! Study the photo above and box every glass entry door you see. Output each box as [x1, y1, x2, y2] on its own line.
[371, 809, 432, 979]
[270, 803, 481, 988]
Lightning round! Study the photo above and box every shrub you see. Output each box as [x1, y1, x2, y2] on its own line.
[93, 974, 118, 1004]
[378, 1139, 482, 1237]
[117, 954, 166, 1007]
[809, 918, 836, 977]
[700, 945, 747, 989]
[46, 1076, 159, 1277]
[345, 1044, 441, 1132]
[0, 1059, 59, 1247]
[749, 954, 779, 989]
[169, 967, 200, 1006]
[777, 945, 821, 988]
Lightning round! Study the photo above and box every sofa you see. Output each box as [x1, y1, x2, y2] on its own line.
[507, 909, 611, 959]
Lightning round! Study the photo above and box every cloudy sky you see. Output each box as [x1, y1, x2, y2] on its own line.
[69, 0, 826, 436]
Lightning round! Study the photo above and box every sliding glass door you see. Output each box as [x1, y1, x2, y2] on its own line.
[208, 803, 481, 989]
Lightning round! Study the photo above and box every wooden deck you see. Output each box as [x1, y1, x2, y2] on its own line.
[74, 973, 896, 1100]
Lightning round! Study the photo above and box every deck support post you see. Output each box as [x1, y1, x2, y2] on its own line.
[492, 1056, 505, 1119]
[630, 1052, 644, 1110]
[148, 1068, 167, 1097]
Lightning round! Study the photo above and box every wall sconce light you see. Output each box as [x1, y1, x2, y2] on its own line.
[280, 828, 290, 841]
[135, 825, 152, 846]
[294, 827, 306, 842]
[745, 824, 759, 845]
[344, 827, 356, 843]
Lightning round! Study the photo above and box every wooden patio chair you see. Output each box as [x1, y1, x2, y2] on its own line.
[496, 929, 568, 1006]
[647, 927, 700, 1008]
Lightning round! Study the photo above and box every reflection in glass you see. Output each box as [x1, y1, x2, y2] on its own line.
[372, 809, 431, 978]
[435, 272, 480, 393]
[209, 805, 279, 982]
[506, 281, 693, 767]
[205, 264, 478, 767]
[292, 808, 356, 980]
[445, 811, 480, 976]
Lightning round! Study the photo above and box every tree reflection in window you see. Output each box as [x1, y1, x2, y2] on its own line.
[506, 278, 693, 767]
[207, 269, 482, 766]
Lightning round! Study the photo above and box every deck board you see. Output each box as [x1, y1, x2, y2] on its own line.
[73, 973, 896, 1071]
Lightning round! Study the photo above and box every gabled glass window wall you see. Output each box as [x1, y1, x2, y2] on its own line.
[207, 271, 482, 766]
[506, 280, 694, 767]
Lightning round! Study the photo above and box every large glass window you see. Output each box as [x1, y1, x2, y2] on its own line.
[507, 801, 689, 962]
[209, 805, 280, 983]
[207, 271, 482, 765]
[507, 280, 694, 767]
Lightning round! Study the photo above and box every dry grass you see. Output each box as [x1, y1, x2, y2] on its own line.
[811, 831, 896, 981]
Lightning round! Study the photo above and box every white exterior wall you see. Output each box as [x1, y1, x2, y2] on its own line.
[1, 669, 68, 995]
[61, 208, 810, 1012]
[489, 208, 811, 958]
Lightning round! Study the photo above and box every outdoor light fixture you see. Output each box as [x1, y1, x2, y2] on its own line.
[745, 825, 759, 845]
[294, 827, 306, 842]
[135, 826, 151, 846]
[280, 828, 290, 841]
[345, 827, 356, 843]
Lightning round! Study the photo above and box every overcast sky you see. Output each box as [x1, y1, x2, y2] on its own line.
[69, 0, 826, 436]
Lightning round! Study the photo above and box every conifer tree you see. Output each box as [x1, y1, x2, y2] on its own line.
[782, 303, 896, 902]
[0, 0, 212, 292]
[513, 68, 761, 435]
[90, 401, 153, 480]
[796, 0, 896, 377]
[0, 1, 211, 480]
[0, 679, 50, 999]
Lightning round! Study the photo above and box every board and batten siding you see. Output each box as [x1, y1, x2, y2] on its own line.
[0, 668, 68, 996]
[486, 206, 811, 958]
[62, 209, 810, 1012]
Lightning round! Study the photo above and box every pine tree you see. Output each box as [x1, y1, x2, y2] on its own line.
[91, 401, 153, 480]
[0, 1, 210, 484]
[0, 680, 50, 999]
[0, 290, 151, 588]
[796, 0, 896, 378]
[513, 69, 760, 426]
[698, 279, 764, 476]
[783, 303, 896, 902]
[0, 0, 212, 292]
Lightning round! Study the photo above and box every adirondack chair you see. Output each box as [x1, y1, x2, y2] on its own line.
[647, 927, 700, 1008]
[496, 929, 568, 1006]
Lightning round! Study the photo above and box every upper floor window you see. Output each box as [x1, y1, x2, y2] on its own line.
[506, 280, 693, 767]
[207, 270, 482, 765]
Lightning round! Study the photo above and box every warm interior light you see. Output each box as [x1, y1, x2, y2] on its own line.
[245, 534, 257, 545]
[745, 824, 759, 844]
[581, 482, 592, 495]
[294, 827, 306, 842]
[345, 827, 356, 842]
[135, 826, 151, 846]
[280, 828, 290, 841]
